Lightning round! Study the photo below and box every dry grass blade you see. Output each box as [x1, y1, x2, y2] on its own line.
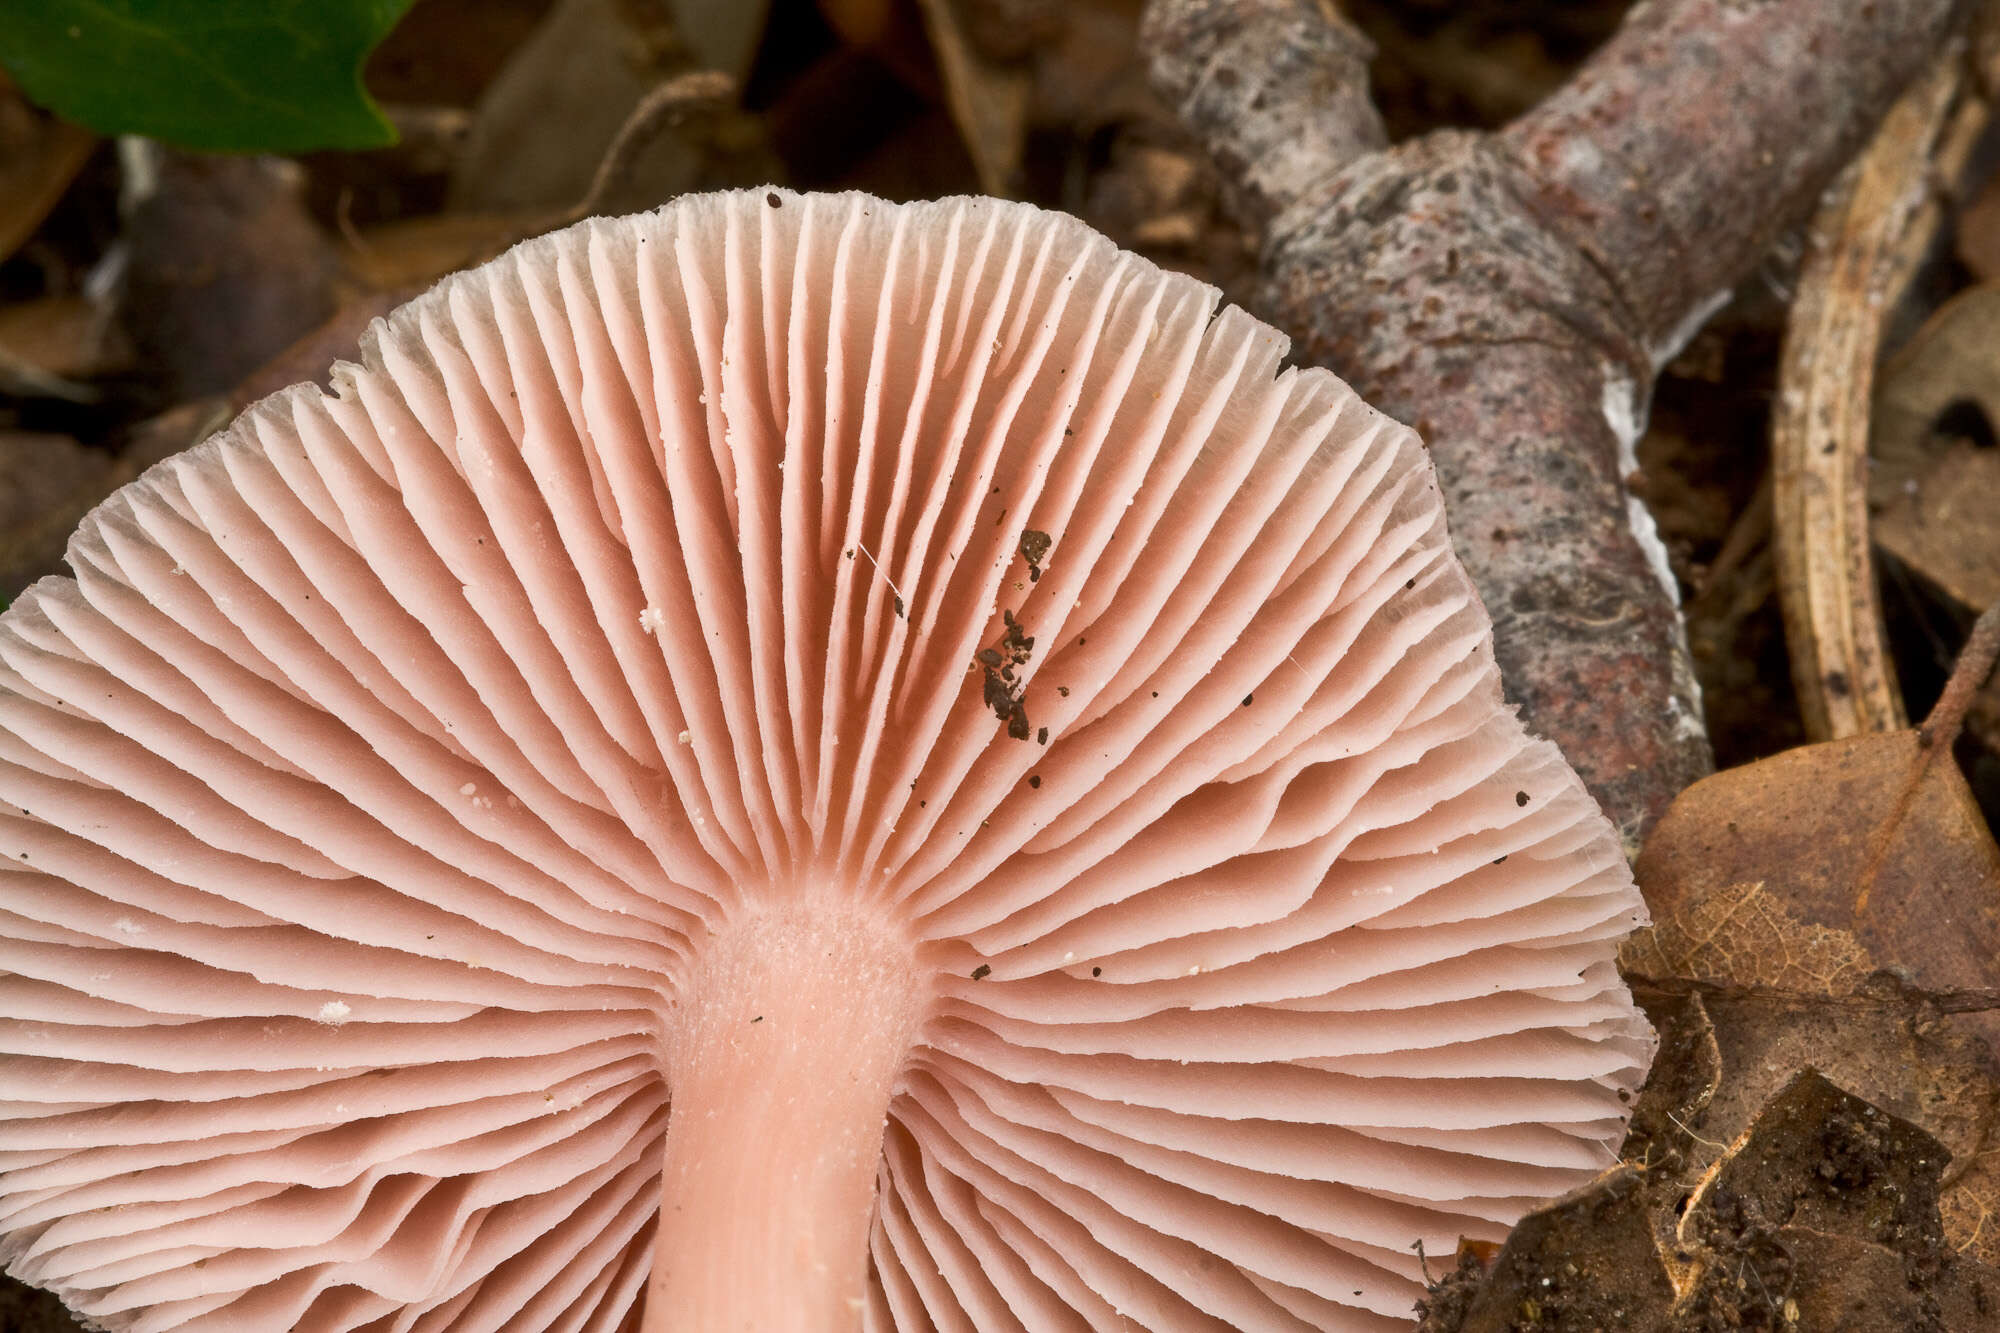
[1771, 59, 1955, 738]
[1771, 41, 1998, 741]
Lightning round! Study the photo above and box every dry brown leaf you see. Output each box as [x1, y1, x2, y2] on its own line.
[818, 0, 899, 47]
[1623, 608, 2000, 1266]
[1676, 1071, 1996, 1329]
[1624, 878, 1873, 997]
[1626, 726, 2000, 1006]
[338, 212, 541, 292]
[1622, 991, 1722, 1186]
[0, 433, 113, 603]
[1875, 441, 2000, 617]
[0, 78, 95, 269]
[228, 289, 405, 413]
[1437, 1168, 1674, 1333]
[452, 0, 694, 214]
[1868, 283, 2000, 617]
[1872, 284, 2000, 474]
[668, 0, 770, 85]
[1418, 1072, 2000, 1330]
[1688, 987, 2000, 1266]
[0, 298, 116, 385]
[1956, 169, 2000, 283]
[0, 404, 224, 602]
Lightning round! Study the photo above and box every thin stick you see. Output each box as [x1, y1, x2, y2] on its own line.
[1852, 600, 2000, 921]
[1920, 600, 2000, 752]
[563, 71, 736, 226]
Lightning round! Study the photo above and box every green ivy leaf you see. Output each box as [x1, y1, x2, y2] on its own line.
[0, 0, 418, 153]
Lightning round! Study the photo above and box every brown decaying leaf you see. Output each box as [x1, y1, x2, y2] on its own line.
[1955, 167, 2000, 283]
[1869, 282, 2000, 619]
[1626, 726, 2000, 1002]
[1621, 990, 1723, 1186]
[227, 289, 406, 414]
[452, 0, 679, 213]
[0, 433, 114, 602]
[337, 212, 541, 293]
[0, 305, 102, 404]
[1872, 283, 2000, 475]
[1439, 1167, 1675, 1333]
[1622, 607, 2000, 1268]
[1875, 441, 2000, 620]
[0, 79, 96, 270]
[1419, 1072, 2000, 1330]
[0, 298, 117, 386]
[1675, 1071, 1995, 1331]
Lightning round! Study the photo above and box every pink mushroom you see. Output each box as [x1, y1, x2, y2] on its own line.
[0, 190, 1654, 1331]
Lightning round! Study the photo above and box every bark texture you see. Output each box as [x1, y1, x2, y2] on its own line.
[1145, 0, 1968, 849]
[1145, 0, 1386, 228]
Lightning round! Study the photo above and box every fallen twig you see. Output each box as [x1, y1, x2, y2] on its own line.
[563, 70, 737, 226]
[1145, 0, 1970, 847]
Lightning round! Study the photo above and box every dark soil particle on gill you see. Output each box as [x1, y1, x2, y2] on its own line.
[976, 608, 1037, 740]
[1018, 528, 1052, 582]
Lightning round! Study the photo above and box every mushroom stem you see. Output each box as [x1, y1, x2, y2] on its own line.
[644, 897, 927, 1332]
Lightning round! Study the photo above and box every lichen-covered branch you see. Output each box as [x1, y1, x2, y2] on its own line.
[1145, 0, 1968, 847]
[1503, 0, 1965, 345]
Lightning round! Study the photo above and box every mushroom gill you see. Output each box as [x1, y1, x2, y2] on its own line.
[0, 190, 1652, 1332]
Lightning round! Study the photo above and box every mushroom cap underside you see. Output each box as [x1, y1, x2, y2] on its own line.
[0, 189, 1652, 1332]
